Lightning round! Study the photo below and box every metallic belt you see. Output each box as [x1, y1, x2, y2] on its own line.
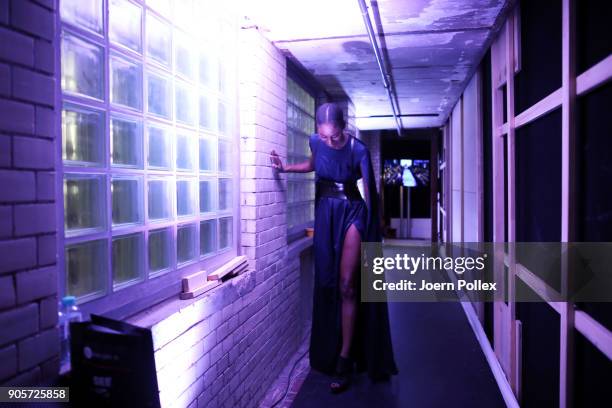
[315, 179, 362, 201]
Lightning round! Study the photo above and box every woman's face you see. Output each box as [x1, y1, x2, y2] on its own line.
[317, 123, 342, 142]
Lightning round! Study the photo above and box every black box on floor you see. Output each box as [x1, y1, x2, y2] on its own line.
[69, 314, 160, 407]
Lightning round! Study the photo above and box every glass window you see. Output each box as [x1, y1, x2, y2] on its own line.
[175, 32, 196, 80]
[146, 13, 172, 68]
[62, 106, 105, 166]
[218, 138, 231, 173]
[199, 45, 217, 89]
[109, 0, 142, 53]
[61, 32, 104, 100]
[147, 72, 172, 119]
[112, 233, 144, 287]
[177, 179, 196, 217]
[149, 227, 172, 273]
[64, 175, 106, 233]
[177, 223, 196, 263]
[111, 116, 143, 167]
[60, 0, 103, 34]
[176, 131, 196, 171]
[286, 77, 316, 232]
[110, 55, 143, 110]
[199, 135, 215, 171]
[219, 178, 231, 211]
[219, 217, 232, 249]
[148, 178, 172, 221]
[199, 93, 216, 130]
[65, 239, 107, 298]
[200, 219, 216, 255]
[147, 124, 173, 169]
[218, 101, 228, 135]
[175, 81, 196, 126]
[112, 177, 143, 226]
[59, 0, 238, 310]
[199, 178, 215, 213]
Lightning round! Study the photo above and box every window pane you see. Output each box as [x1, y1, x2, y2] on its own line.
[199, 47, 217, 89]
[219, 178, 231, 211]
[146, 13, 172, 68]
[148, 179, 172, 220]
[176, 131, 195, 171]
[199, 94, 216, 130]
[62, 106, 104, 165]
[175, 81, 196, 126]
[287, 129, 295, 154]
[61, 32, 104, 99]
[177, 224, 196, 263]
[112, 233, 144, 287]
[199, 136, 215, 171]
[64, 175, 105, 233]
[200, 219, 216, 255]
[109, 0, 142, 52]
[147, 124, 173, 169]
[112, 177, 143, 226]
[65, 239, 107, 298]
[111, 116, 142, 167]
[60, 0, 103, 34]
[149, 227, 172, 273]
[219, 217, 232, 249]
[218, 139, 231, 173]
[199, 178, 215, 213]
[147, 72, 172, 119]
[177, 179, 196, 217]
[110, 56, 143, 110]
[175, 32, 196, 80]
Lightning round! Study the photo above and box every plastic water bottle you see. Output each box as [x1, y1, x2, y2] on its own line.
[59, 296, 82, 371]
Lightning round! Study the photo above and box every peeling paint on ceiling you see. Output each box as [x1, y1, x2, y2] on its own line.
[241, 0, 509, 129]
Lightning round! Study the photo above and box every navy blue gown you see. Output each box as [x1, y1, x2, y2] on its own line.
[308, 132, 398, 380]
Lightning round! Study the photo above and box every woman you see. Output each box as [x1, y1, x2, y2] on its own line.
[270, 103, 398, 393]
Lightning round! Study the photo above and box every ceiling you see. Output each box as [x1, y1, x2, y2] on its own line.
[240, 0, 511, 130]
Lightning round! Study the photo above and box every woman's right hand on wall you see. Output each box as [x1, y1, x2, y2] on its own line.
[270, 150, 284, 172]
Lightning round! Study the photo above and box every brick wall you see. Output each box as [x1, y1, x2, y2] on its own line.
[128, 26, 306, 408]
[0, 0, 59, 386]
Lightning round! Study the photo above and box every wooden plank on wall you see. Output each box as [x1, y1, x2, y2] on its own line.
[559, 0, 577, 407]
[207, 255, 248, 281]
[505, 10, 519, 396]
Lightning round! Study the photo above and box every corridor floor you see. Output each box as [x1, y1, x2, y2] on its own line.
[290, 246, 507, 408]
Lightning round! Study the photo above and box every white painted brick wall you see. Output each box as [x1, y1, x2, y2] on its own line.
[0, 0, 59, 387]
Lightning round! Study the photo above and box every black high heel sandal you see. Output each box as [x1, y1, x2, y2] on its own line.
[330, 356, 353, 394]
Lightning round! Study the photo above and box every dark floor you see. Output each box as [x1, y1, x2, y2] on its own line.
[291, 255, 506, 408]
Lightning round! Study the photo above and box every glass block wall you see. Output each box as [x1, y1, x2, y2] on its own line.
[59, 0, 236, 304]
[286, 78, 315, 232]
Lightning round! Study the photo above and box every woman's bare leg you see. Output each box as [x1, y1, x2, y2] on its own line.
[339, 223, 361, 358]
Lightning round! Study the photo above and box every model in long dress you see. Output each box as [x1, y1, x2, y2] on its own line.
[270, 103, 397, 392]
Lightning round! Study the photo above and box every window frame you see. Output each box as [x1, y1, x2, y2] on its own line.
[55, 0, 240, 320]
